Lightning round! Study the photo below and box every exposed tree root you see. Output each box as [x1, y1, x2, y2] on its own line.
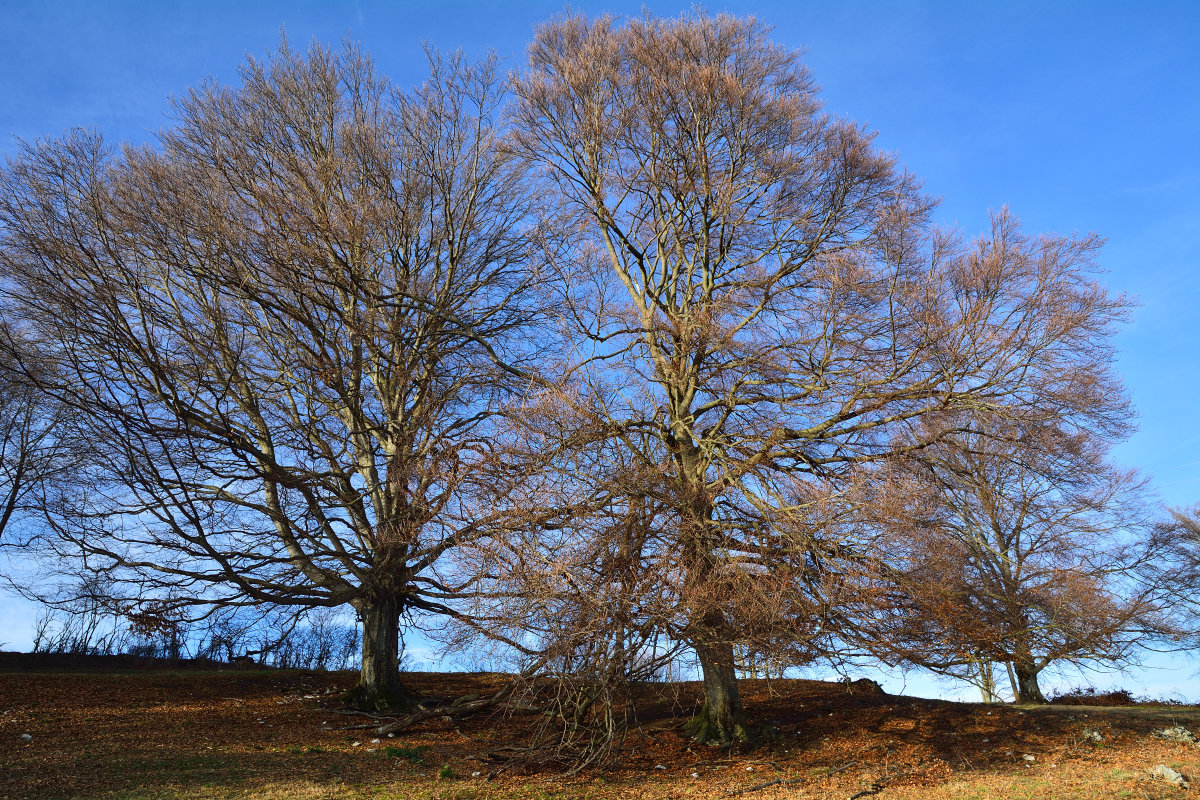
[847, 767, 910, 799]
[725, 777, 807, 796]
[683, 701, 756, 747]
[341, 681, 420, 714]
[724, 760, 860, 797]
[372, 689, 534, 736]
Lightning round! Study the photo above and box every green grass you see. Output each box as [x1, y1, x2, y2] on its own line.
[383, 745, 430, 764]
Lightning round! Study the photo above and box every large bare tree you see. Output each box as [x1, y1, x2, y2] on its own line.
[512, 11, 1135, 743]
[0, 41, 545, 709]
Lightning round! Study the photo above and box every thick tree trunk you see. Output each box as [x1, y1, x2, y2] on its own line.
[685, 613, 752, 745]
[344, 595, 417, 711]
[676, 473, 753, 745]
[1012, 656, 1046, 704]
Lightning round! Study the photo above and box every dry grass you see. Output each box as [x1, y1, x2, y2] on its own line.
[1, 654, 1197, 800]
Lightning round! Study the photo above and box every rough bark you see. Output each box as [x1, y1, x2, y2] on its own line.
[1013, 656, 1046, 704]
[344, 595, 417, 711]
[685, 613, 752, 745]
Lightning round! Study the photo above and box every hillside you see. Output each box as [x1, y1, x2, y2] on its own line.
[1, 654, 1198, 799]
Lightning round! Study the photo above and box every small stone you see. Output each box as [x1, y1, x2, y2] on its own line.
[746, 766, 754, 772]
[19, 733, 32, 742]
[691, 772, 700, 778]
[1022, 754, 1036, 763]
[352, 741, 360, 747]
[1152, 764, 1190, 788]
[982, 738, 989, 742]
[471, 771, 482, 778]
[371, 738, 381, 744]
[654, 764, 666, 770]
[366, 747, 377, 753]
[387, 732, 395, 738]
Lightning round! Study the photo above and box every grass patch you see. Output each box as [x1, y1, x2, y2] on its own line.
[383, 744, 430, 764]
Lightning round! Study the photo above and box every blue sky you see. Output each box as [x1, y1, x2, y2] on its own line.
[1, 0, 1198, 700]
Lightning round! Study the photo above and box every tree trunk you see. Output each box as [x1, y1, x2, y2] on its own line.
[344, 595, 417, 711]
[677, 480, 753, 745]
[1005, 660, 1019, 701]
[685, 613, 752, 745]
[976, 657, 997, 703]
[1012, 656, 1046, 704]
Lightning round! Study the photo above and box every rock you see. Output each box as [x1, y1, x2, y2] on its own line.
[1155, 725, 1197, 745]
[471, 771, 482, 778]
[1152, 764, 1190, 788]
[1022, 754, 1036, 763]
[691, 772, 700, 778]
[19, 733, 32, 742]
[654, 765, 666, 770]
[1081, 729, 1103, 742]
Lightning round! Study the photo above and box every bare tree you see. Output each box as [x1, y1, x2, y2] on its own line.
[0, 41, 545, 709]
[1147, 506, 1200, 649]
[454, 427, 689, 768]
[512, 10, 1135, 742]
[0, 322, 69, 543]
[864, 416, 1161, 703]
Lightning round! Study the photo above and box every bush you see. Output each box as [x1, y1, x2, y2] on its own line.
[1049, 687, 1137, 706]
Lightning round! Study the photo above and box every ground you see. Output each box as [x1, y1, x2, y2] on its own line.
[1, 653, 1198, 799]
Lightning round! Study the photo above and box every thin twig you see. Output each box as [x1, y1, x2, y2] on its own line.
[327, 708, 397, 720]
